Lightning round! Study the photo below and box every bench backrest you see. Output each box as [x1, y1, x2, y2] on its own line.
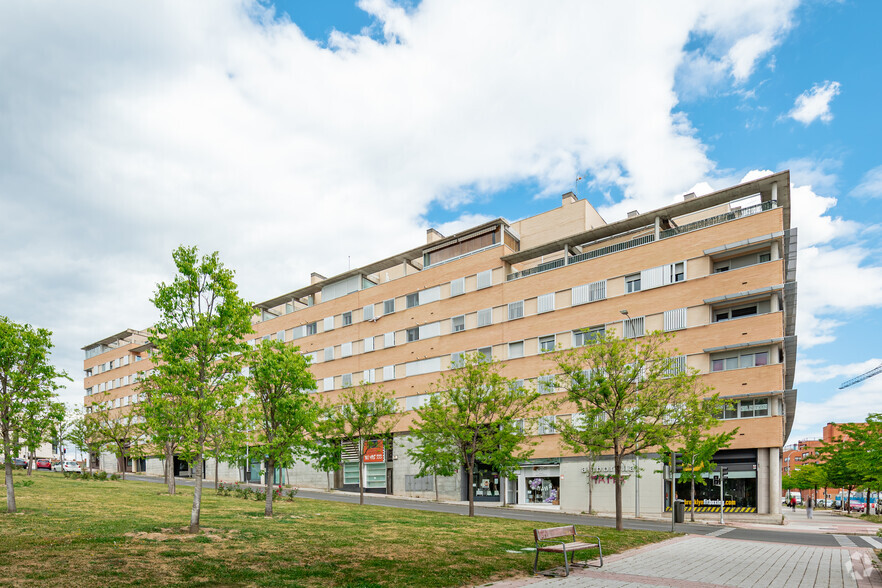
[534, 526, 576, 541]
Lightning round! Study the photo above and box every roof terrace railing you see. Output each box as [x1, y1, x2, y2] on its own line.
[506, 199, 777, 281]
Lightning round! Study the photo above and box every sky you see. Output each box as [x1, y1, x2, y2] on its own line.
[0, 0, 880, 444]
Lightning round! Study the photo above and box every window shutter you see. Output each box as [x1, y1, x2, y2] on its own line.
[537, 293, 555, 314]
[363, 305, 375, 321]
[664, 308, 687, 331]
[476, 270, 492, 289]
[364, 337, 374, 352]
[323, 316, 334, 331]
[418, 322, 441, 339]
[508, 301, 524, 320]
[323, 376, 334, 391]
[572, 284, 589, 306]
[641, 266, 665, 290]
[477, 308, 492, 327]
[341, 342, 352, 357]
[450, 278, 465, 296]
[383, 365, 395, 381]
[384, 332, 395, 348]
[419, 286, 441, 305]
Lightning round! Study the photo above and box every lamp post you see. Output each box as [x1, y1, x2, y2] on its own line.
[621, 309, 639, 518]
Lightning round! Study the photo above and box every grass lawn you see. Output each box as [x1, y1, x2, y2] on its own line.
[1, 471, 677, 587]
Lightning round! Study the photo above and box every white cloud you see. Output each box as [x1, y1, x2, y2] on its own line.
[795, 358, 881, 386]
[789, 374, 882, 442]
[851, 165, 882, 199]
[0, 1, 801, 406]
[787, 81, 842, 125]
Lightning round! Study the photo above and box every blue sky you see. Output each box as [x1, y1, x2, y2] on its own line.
[0, 1, 879, 442]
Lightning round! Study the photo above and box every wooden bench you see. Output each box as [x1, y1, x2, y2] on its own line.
[533, 525, 603, 577]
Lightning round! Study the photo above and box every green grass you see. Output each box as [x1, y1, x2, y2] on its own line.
[1, 471, 677, 587]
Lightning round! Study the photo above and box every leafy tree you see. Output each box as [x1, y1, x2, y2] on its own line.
[668, 395, 736, 522]
[410, 352, 539, 517]
[150, 246, 255, 533]
[553, 331, 710, 531]
[21, 400, 65, 475]
[309, 424, 344, 492]
[322, 383, 399, 505]
[406, 423, 460, 503]
[49, 405, 74, 461]
[92, 393, 144, 480]
[837, 416, 882, 514]
[790, 462, 828, 506]
[138, 372, 188, 495]
[68, 409, 104, 474]
[247, 339, 318, 517]
[0, 317, 68, 513]
[819, 440, 864, 511]
[205, 410, 248, 494]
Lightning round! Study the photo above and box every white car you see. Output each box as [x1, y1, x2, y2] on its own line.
[61, 461, 82, 473]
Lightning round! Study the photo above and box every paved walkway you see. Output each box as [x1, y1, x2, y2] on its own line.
[487, 535, 882, 588]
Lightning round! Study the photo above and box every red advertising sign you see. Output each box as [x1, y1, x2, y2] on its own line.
[363, 439, 385, 463]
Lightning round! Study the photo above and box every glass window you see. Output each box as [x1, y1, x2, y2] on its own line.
[740, 399, 755, 418]
[450, 352, 464, 367]
[755, 352, 769, 366]
[754, 398, 769, 416]
[451, 315, 465, 333]
[366, 463, 386, 488]
[731, 305, 758, 318]
[383, 299, 395, 315]
[740, 354, 755, 368]
[759, 253, 771, 263]
[406, 293, 419, 308]
[672, 262, 685, 282]
[342, 373, 353, 388]
[343, 462, 359, 485]
[406, 327, 419, 342]
[478, 347, 492, 360]
[324, 347, 334, 362]
[725, 357, 738, 370]
[712, 359, 725, 372]
[539, 335, 555, 353]
[508, 301, 524, 320]
[306, 322, 317, 335]
[625, 273, 641, 293]
[342, 311, 352, 326]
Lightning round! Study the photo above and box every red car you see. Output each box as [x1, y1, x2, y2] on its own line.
[35, 458, 51, 470]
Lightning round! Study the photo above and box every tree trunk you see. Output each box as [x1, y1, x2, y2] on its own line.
[27, 450, 33, 476]
[847, 488, 852, 513]
[614, 454, 623, 531]
[690, 477, 696, 522]
[214, 458, 219, 490]
[166, 446, 175, 495]
[3, 430, 16, 513]
[265, 457, 274, 517]
[587, 458, 594, 514]
[467, 460, 475, 518]
[358, 447, 365, 506]
[866, 487, 871, 515]
[326, 470, 331, 492]
[189, 449, 203, 534]
[120, 453, 126, 481]
[435, 473, 439, 503]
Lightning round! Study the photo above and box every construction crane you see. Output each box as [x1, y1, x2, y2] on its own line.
[839, 362, 882, 389]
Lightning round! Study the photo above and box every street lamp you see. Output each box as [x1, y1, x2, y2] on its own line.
[620, 309, 639, 518]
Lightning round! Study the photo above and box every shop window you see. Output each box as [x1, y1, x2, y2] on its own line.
[365, 463, 386, 488]
[526, 476, 560, 505]
[343, 462, 359, 485]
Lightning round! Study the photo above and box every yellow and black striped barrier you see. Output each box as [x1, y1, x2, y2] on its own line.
[665, 506, 757, 513]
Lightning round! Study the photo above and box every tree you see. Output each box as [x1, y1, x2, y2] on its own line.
[0, 317, 68, 513]
[819, 441, 864, 512]
[553, 331, 711, 531]
[21, 399, 65, 475]
[49, 405, 75, 461]
[92, 393, 144, 480]
[150, 246, 255, 533]
[406, 426, 460, 503]
[668, 395, 737, 522]
[837, 416, 882, 514]
[410, 352, 540, 517]
[322, 383, 399, 505]
[309, 426, 344, 492]
[68, 409, 104, 474]
[247, 339, 318, 517]
[790, 462, 828, 506]
[138, 372, 188, 495]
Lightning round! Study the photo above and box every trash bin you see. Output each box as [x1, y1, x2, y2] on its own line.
[674, 500, 685, 523]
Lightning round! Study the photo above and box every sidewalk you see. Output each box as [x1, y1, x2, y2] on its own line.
[486, 535, 882, 588]
[725, 509, 882, 536]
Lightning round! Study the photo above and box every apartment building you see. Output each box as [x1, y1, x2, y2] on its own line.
[82, 171, 796, 516]
[782, 422, 859, 505]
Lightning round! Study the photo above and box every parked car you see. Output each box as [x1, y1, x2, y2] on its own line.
[61, 461, 82, 473]
[51, 461, 64, 472]
[34, 458, 51, 470]
[12, 457, 27, 469]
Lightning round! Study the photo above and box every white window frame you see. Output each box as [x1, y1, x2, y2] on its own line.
[450, 277, 465, 297]
[451, 315, 465, 333]
[537, 293, 555, 314]
[539, 335, 556, 353]
[508, 341, 524, 359]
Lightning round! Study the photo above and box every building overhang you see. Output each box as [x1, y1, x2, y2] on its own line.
[82, 329, 146, 350]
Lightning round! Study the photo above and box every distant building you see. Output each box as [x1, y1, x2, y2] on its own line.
[83, 171, 796, 517]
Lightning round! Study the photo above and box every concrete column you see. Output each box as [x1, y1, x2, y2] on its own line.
[758, 448, 769, 514]
[769, 447, 782, 515]
[654, 217, 660, 240]
[771, 240, 781, 261]
[771, 293, 780, 312]
[772, 182, 778, 203]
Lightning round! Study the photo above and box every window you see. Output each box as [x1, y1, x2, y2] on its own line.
[323, 376, 334, 391]
[718, 397, 770, 420]
[406, 357, 442, 376]
[406, 293, 419, 308]
[539, 335, 555, 353]
[537, 416, 557, 435]
[478, 347, 492, 360]
[759, 253, 771, 263]
[363, 304, 375, 321]
[669, 262, 685, 283]
[306, 322, 317, 336]
[573, 280, 606, 305]
[536, 375, 555, 394]
[508, 301, 524, 320]
[405, 393, 432, 411]
[476, 269, 492, 290]
[664, 308, 687, 331]
[625, 274, 641, 293]
[364, 337, 374, 352]
[343, 462, 359, 485]
[384, 332, 395, 348]
[508, 341, 524, 359]
[662, 356, 687, 377]
[714, 301, 770, 322]
[451, 315, 465, 333]
[342, 311, 352, 327]
[573, 326, 604, 346]
[419, 286, 441, 305]
[383, 365, 395, 381]
[450, 352, 464, 367]
[276, 330, 285, 341]
[419, 322, 441, 340]
[342, 373, 353, 388]
[383, 299, 395, 315]
[341, 342, 352, 357]
[537, 293, 555, 314]
[362, 369, 376, 384]
[450, 277, 465, 297]
[406, 327, 420, 342]
[711, 350, 770, 372]
[365, 463, 386, 488]
[477, 308, 492, 327]
[623, 317, 644, 338]
[324, 316, 334, 332]
[324, 347, 334, 362]
[570, 413, 587, 430]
